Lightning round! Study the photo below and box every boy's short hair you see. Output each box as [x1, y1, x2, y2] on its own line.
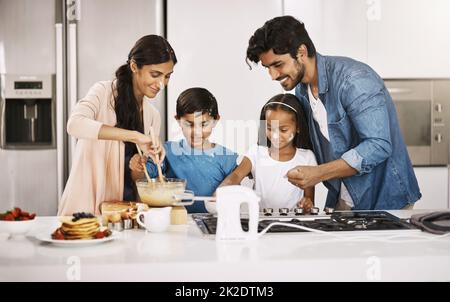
[176, 87, 219, 119]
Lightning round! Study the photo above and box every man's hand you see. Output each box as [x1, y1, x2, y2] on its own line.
[286, 165, 323, 189]
[297, 197, 314, 213]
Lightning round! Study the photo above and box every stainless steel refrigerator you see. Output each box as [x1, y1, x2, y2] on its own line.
[0, 0, 166, 215]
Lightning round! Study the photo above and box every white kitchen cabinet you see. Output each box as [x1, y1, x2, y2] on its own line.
[413, 167, 448, 209]
[284, 0, 450, 78]
[367, 0, 450, 78]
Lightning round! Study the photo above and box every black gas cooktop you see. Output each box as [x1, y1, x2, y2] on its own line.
[192, 211, 416, 234]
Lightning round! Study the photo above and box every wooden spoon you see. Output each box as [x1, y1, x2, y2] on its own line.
[149, 127, 165, 182]
[135, 143, 152, 183]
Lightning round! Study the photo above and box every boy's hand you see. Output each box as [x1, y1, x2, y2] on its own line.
[129, 154, 147, 172]
[297, 197, 314, 213]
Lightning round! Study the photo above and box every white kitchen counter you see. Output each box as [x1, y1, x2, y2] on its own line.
[1, 210, 449, 282]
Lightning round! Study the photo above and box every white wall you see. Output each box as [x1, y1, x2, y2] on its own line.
[167, 0, 283, 155]
[283, 0, 368, 63]
[75, 0, 166, 138]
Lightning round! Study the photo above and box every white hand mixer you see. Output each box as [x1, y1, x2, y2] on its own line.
[215, 185, 260, 241]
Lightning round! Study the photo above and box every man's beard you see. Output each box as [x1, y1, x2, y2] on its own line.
[292, 60, 305, 87]
[281, 60, 305, 91]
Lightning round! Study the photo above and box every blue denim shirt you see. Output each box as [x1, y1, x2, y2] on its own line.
[295, 53, 421, 210]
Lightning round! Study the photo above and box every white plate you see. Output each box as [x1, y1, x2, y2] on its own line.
[35, 231, 120, 247]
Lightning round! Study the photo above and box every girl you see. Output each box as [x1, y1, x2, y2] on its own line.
[218, 93, 317, 211]
[58, 35, 176, 215]
[130, 87, 238, 213]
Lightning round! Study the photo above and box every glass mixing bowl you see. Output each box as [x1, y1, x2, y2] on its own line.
[136, 178, 194, 207]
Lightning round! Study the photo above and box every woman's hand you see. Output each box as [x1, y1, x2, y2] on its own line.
[146, 136, 166, 165]
[131, 131, 152, 152]
[131, 131, 165, 164]
[297, 197, 314, 213]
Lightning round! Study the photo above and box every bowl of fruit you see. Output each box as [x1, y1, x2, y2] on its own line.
[0, 207, 36, 238]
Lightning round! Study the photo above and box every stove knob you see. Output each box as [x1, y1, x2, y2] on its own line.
[279, 208, 290, 216]
[263, 208, 273, 216]
[310, 207, 320, 215]
[324, 207, 334, 215]
[294, 208, 304, 215]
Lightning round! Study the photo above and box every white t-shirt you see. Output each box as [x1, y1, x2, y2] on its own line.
[308, 85, 354, 207]
[244, 144, 317, 210]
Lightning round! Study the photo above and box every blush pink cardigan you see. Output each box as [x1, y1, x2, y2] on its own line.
[57, 81, 161, 215]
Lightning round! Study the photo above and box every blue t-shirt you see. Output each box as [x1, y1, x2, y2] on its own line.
[146, 139, 238, 213]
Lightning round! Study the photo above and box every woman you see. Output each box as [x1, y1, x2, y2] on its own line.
[58, 35, 176, 215]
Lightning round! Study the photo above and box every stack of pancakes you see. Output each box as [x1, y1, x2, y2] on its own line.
[58, 216, 100, 240]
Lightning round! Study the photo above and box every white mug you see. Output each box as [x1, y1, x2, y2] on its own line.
[136, 207, 172, 233]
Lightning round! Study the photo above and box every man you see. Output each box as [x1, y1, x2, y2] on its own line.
[246, 16, 421, 210]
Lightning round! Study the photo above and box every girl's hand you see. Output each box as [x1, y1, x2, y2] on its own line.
[297, 197, 314, 213]
[129, 154, 147, 172]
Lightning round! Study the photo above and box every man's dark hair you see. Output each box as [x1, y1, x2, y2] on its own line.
[246, 16, 316, 66]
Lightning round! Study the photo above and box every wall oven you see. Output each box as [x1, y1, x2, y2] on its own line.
[385, 79, 450, 166]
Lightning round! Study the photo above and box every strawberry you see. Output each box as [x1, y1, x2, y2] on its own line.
[94, 231, 105, 239]
[21, 211, 30, 217]
[52, 229, 65, 240]
[11, 208, 20, 218]
[29, 213, 36, 220]
[3, 213, 14, 221]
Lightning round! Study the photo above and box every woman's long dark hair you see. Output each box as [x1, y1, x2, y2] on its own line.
[113, 35, 177, 132]
[258, 93, 312, 149]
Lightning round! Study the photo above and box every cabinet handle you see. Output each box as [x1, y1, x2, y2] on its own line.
[435, 133, 443, 143]
[387, 88, 412, 94]
[56, 22, 64, 199]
